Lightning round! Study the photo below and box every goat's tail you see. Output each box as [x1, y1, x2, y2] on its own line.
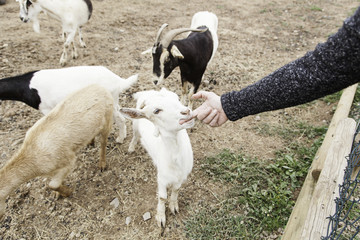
[120, 74, 138, 92]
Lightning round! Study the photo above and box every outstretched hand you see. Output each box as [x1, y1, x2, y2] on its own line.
[180, 91, 228, 127]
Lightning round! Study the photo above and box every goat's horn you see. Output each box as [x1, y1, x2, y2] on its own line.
[160, 27, 208, 48]
[155, 23, 169, 44]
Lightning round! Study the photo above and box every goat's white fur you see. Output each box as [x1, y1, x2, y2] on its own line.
[0, 84, 113, 219]
[30, 66, 138, 143]
[120, 88, 195, 227]
[17, 0, 92, 66]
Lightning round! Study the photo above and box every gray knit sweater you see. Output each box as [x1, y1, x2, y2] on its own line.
[221, 6, 360, 121]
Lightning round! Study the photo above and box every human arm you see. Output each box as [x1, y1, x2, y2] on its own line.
[183, 7, 360, 127]
[221, 7, 360, 121]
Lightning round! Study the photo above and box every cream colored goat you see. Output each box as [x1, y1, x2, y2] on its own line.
[0, 84, 113, 219]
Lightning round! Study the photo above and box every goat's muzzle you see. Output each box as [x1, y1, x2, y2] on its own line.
[20, 17, 28, 23]
[181, 109, 190, 116]
[153, 80, 158, 85]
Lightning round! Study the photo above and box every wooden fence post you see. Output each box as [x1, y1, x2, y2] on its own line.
[282, 84, 358, 239]
[301, 118, 356, 239]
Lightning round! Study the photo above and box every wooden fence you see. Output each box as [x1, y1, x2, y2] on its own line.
[282, 84, 358, 239]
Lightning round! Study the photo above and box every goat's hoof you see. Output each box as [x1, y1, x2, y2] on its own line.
[155, 213, 166, 228]
[72, 52, 79, 59]
[55, 185, 73, 198]
[115, 136, 125, 144]
[59, 60, 67, 67]
[128, 146, 135, 153]
[169, 201, 179, 215]
[99, 164, 107, 172]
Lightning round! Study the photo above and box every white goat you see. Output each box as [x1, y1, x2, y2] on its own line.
[0, 84, 113, 220]
[16, 0, 93, 66]
[120, 88, 195, 227]
[0, 66, 138, 143]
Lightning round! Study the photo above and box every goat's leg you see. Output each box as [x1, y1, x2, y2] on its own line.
[71, 41, 78, 59]
[187, 85, 196, 110]
[48, 162, 74, 198]
[0, 199, 5, 221]
[78, 27, 87, 48]
[113, 109, 127, 143]
[62, 31, 66, 41]
[169, 183, 181, 214]
[128, 124, 139, 153]
[98, 112, 112, 171]
[60, 44, 69, 66]
[156, 182, 167, 228]
[60, 31, 76, 66]
[181, 81, 188, 106]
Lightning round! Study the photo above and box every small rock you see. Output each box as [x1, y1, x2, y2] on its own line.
[255, 115, 261, 121]
[68, 232, 76, 239]
[125, 216, 131, 225]
[110, 197, 120, 208]
[143, 212, 151, 221]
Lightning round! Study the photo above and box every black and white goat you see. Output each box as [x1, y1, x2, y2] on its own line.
[0, 66, 138, 143]
[144, 11, 218, 109]
[16, 0, 93, 66]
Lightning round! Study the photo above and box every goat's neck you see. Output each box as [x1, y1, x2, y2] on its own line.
[0, 79, 23, 101]
[0, 79, 40, 109]
[158, 129, 181, 152]
[37, 0, 62, 21]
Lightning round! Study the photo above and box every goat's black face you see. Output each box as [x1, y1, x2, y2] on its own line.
[152, 44, 178, 85]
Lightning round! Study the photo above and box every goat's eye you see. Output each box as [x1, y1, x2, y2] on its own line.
[153, 108, 162, 114]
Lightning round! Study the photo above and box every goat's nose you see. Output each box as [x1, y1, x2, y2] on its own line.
[20, 17, 28, 22]
[153, 80, 158, 85]
[181, 109, 190, 115]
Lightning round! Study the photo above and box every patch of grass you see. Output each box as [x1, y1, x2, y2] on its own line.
[254, 121, 327, 142]
[322, 90, 342, 104]
[346, 85, 360, 118]
[185, 125, 327, 239]
[260, 8, 268, 14]
[310, 6, 322, 11]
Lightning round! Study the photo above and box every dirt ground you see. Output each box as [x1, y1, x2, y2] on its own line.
[0, 0, 359, 239]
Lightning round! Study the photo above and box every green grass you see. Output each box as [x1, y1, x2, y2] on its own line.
[322, 90, 342, 104]
[310, 6, 322, 11]
[184, 124, 327, 239]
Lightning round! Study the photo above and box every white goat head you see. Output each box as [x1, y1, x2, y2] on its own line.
[121, 88, 195, 132]
[17, 0, 42, 33]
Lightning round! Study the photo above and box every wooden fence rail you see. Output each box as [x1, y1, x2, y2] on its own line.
[282, 84, 358, 240]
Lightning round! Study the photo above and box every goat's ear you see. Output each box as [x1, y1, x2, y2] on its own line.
[170, 45, 184, 59]
[120, 108, 145, 119]
[141, 48, 152, 55]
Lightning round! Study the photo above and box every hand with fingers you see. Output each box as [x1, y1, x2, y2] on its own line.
[180, 91, 228, 127]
